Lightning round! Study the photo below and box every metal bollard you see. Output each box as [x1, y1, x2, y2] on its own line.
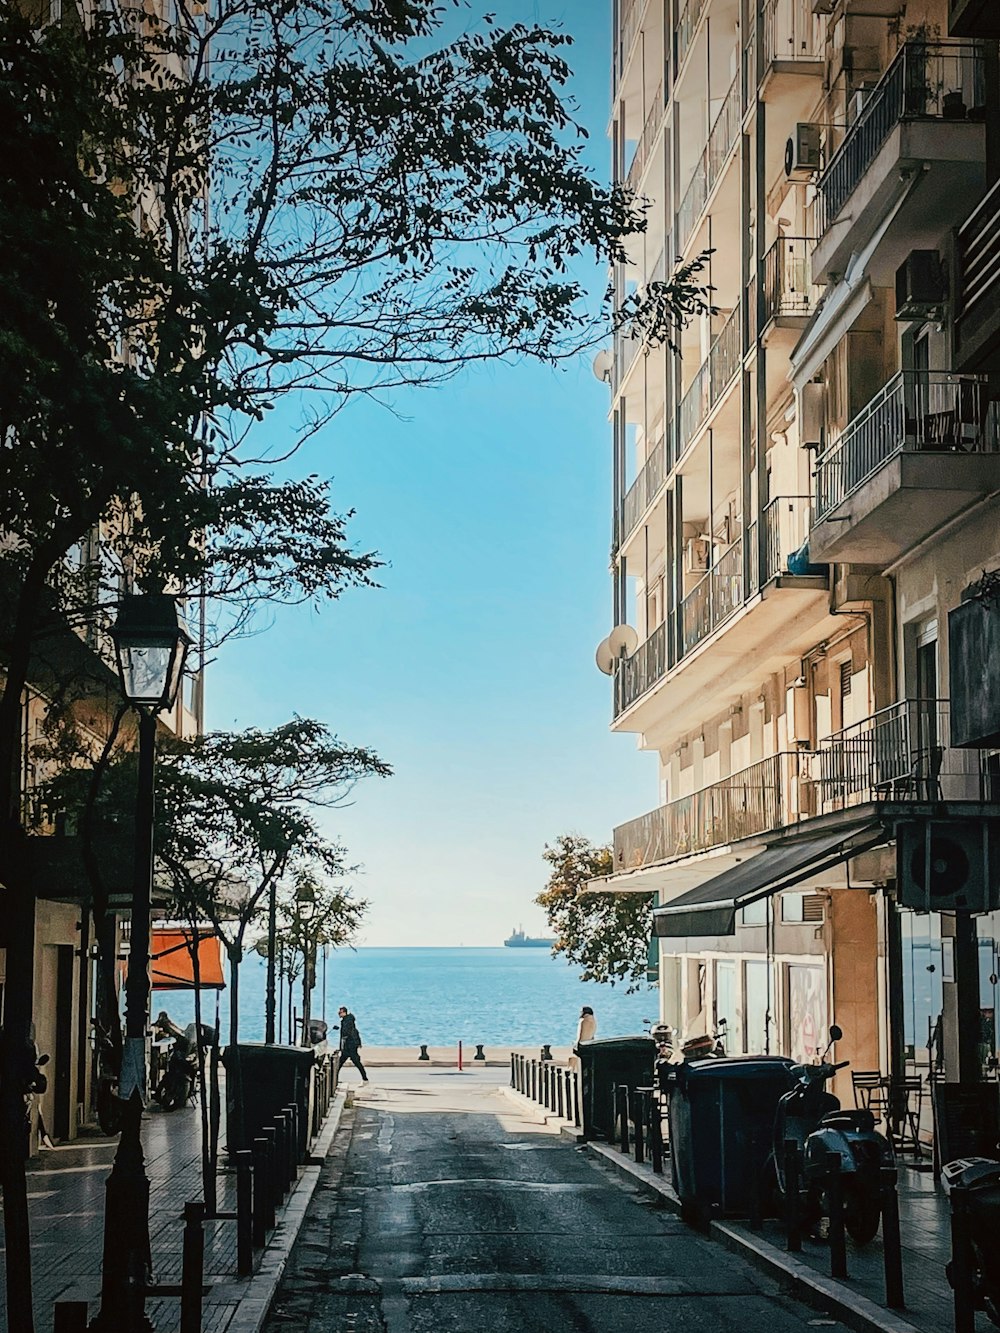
[784, 1139, 802, 1253]
[826, 1152, 847, 1280]
[418, 1043, 430, 1061]
[261, 1126, 279, 1222]
[540, 1043, 552, 1062]
[572, 1070, 581, 1128]
[880, 1167, 904, 1309]
[649, 1093, 663, 1174]
[633, 1090, 646, 1165]
[236, 1149, 253, 1277]
[616, 1084, 630, 1154]
[252, 1137, 269, 1247]
[53, 1303, 88, 1332]
[273, 1115, 289, 1198]
[510, 1052, 516, 1087]
[286, 1103, 300, 1169]
[180, 1200, 205, 1333]
[949, 1183, 976, 1333]
[475, 1044, 486, 1061]
[556, 1068, 565, 1119]
[530, 1059, 538, 1103]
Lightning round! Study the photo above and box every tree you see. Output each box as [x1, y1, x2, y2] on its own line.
[536, 834, 653, 993]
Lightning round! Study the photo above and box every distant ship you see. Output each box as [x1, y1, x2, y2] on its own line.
[504, 926, 555, 948]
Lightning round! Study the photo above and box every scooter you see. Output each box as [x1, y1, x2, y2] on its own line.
[680, 1017, 728, 1061]
[153, 1012, 201, 1111]
[941, 1156, 1000, 1327]
[772, 1024, 893, 1245]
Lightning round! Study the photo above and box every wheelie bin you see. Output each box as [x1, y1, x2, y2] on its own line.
[223, 1042, 315, 1154]
[666, 1055, 794, 1218]
[576, 1034, 655, 1140]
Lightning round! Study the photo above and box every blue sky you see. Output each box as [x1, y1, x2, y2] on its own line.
[205, 2, 656, 945]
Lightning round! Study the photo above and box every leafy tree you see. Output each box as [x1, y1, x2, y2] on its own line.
[536, 833, 653, 993]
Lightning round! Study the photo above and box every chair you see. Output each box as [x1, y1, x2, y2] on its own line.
[851, 1070, 890, 1123]
[888, 1075, 925, 1158]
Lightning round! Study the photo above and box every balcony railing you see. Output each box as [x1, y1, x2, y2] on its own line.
[958, 175, 1000, 319]
[763, 0, 822, 69]
[817, 699, 989, 812]
[814, 372, 998, 521]
[763, 495, 812, 581]
[680, 572, 711, 655]
[762, 236, 817, 322]
[676, 72, 741, 253]
[621, 432, 668, 541]
[678, 306, 741, 454]
[816, 40, 985, 236]
[626, 78, 665, 191]
[614, 752, 807, 871]
[612, 328, 643, 390]
[676, 0, 708, 76]
[614, 620, 667, 716]
[618, 0, 647, 82]
[680, 533, 744, 657]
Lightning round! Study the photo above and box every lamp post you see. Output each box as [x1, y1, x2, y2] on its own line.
[295, 882, 317, 1046]
[92, 594, 191, 1333]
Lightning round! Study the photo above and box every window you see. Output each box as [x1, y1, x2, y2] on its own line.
[741, 897, 767, 926]
[744, 960, 770, 1054]
[781, 892, 805, 923]
[786, 964, 826, 1063]
[715, 961, 737, 1047]
[839, 660, 852, 699]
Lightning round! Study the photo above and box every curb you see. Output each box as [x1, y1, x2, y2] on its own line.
[584, 1142, 921, 1333]
[225, 1087, 349, 1333]
[498, 1084, 586, 1141]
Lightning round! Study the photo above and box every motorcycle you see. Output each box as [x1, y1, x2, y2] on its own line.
[941, 1156, 1000, 1327]
[91, 1018, 124, 1135]
[153, 1012, 202, 1111]
[771, 1024, 893, 1245]
[680, 1017, 728, 1062]
[644, 1018, 676, 1099]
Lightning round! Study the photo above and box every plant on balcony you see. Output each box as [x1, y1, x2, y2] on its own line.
[536, 833, 654, 992]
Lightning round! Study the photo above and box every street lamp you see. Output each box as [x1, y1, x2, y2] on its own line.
[93, 594, 191, 1333]
[295, 882, 317, 1046]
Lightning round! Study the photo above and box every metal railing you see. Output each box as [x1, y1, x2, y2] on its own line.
[713, 535, 744, 625]
[957, 175, 1000, 318]
[762, 236, 817, 322]
[612, 328, 643, 390]
[680, 572, 711, 655]
[817, 699, 988, 811]
[676, 71, 741, 253]
[744, 36, 757, 107]
[621, 432, 668, 540]
[618, 0, 647, 82]
[613, 752, 808, 870]
[676, 0, 708, 75]
[817, 40, 985, 235]
[763, 0, 823, 69]
[678, 358, 710, 454]
[614, 620, 667, 716]
[814, 372, 997, 520]
[678, 306, 741, 455]
[763, 495, 812, 581]
[626, 78, 665, 191]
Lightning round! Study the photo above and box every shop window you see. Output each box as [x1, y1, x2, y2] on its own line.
[786, 964, 826, 1063]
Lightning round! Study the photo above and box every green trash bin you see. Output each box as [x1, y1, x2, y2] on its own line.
[666, 1055, 794, 1218]
[576, 1035, 655, 1140]
[223, 1042, 315, 1155]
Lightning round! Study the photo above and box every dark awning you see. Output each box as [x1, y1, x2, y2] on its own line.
[652, 821, 886, 938]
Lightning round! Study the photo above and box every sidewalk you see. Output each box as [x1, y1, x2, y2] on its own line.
[0, 1083, 348, 1333]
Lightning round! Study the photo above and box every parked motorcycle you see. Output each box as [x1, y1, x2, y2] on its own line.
[644, 1018, 676, 1098]
[91, 1018, 123, 1135]
[771, 1024, 893, 1245]
[680, 1017, 728, 1061]
[153, 1012, 201, 1112]
[941, 1156, 1000, 1327]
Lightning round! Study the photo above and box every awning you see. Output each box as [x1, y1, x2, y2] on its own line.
[652, 822, 885, 938]
[149, 929, 226, 990]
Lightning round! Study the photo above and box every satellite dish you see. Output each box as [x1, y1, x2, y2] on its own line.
[592, 348, 613, 383]
[607, 623, 639, 658]
[595, 638, 615, 675]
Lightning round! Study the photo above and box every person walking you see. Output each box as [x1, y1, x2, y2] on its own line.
[336, 1005, 368, 1082]
[570, 1005, 596, 1071]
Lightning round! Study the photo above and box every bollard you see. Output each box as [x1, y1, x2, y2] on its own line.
[633, 1090, 646, 1166]
[273, 1115, 289, 1198]
[540, 1043, 552, 1062]
[949, 1183, 976, 1333]
[252, 1138, 269, 1247]
[510, 1052, 516, 1087]
[286, 1103, 300, 1168]
[556, 1067, 565, 1119]
[783, 1140, 802, 1253]
[544, 1061, 552, 1110]
[616, 1084, 630, 1154]
[826, 1152, 847, 1280]
[262, 1125, 279, 1221]
[180, 1200, 205, 1333]
[475, 1044, 486, 1062]
[458, 1041, 463, 1072]
[880, 1167, 904, 1309]
[649, 1092, 663, 1174]
[530, 1059, 537, 1102]
[418, 1043, 430, 1061]
[53, 1303, 88, 1333]
[572, 1070, 581, 1128]
[236, 1149, 254, 1277]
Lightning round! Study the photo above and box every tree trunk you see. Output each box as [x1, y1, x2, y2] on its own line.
[189, 924, 215, 1214]
[227, 946, 245, 1150]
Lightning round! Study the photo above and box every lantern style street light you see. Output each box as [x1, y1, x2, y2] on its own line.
[93, 594, 191, 1333]
[295, 882, 318, 1045]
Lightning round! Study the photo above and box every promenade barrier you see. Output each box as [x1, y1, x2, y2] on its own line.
[509, 1051, 582, 1131]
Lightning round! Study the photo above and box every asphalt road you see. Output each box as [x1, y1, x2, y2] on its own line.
[263, 1069, 842, 1333]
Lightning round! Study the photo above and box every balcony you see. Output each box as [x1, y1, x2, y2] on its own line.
[761, 0, 823, 87]
[615, 0, 649, 89]
[619, 431, 669, 546]
[955, 176, 1000, 373]
[612, 700, 993, 876]
[675, 0, 708, 79]
[812, 41, 987, 285]
[762, 236, 818, 328]
[949, 0, 1000, 37]
[811, 372, 1000, 565]
[626, 78, 665, 193]
[613, 752, 808, 873]
[763, 495, 814, 581]
[678, 305, 741, 456]
[675, 72, 741, 255]
[615, 620, 667, 717]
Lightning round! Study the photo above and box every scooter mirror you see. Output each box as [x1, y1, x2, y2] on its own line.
[829, 1024, 843, 1042]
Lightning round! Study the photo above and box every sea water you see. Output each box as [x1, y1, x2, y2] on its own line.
[155, 947, 655, 1047]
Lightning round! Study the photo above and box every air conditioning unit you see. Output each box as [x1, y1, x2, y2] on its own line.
[895, 250, 946, 320]
[685, 537, 710, 574]
[800, 381, 825, 449]
[785, 124, 822, 180]
[897, 819, 1000, 914]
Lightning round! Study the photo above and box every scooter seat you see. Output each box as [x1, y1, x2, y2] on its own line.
[820, 1109, 876, 1133]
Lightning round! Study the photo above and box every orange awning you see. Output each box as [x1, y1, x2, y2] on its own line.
[150, 929, 226, 990]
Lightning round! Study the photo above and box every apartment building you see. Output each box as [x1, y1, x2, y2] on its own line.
[597, 0, 1000, 1118]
